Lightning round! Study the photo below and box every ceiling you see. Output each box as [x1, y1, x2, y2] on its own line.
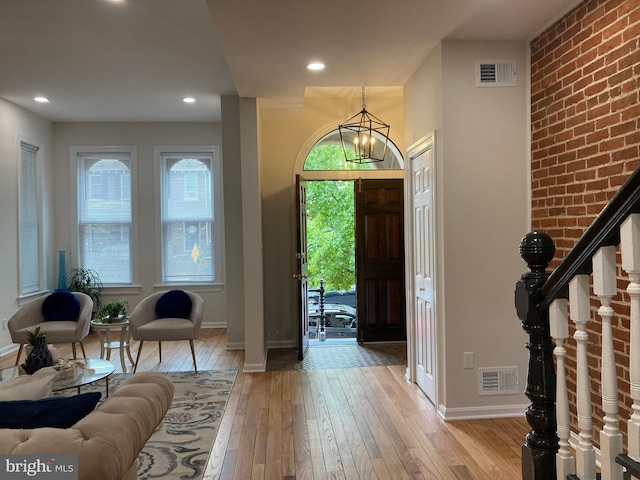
[0, 0, 580, 123]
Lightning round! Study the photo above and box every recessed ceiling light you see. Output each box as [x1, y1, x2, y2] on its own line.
[34, 97, 49, 103]
[183, 97, 195, 104]
[307, 63, 325, 71]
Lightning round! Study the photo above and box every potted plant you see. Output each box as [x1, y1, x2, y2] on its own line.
[23, 327, 58, 361]
[97, 298, 128, 323]
[22, 327, 55, 373]
[24, 327, 42, 353]
[67, 267, 103, 314]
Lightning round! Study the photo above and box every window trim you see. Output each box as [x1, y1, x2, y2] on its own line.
[17, 135, 45, 299]
[70, 146, 139, 288]
[153, 145, 225, 287]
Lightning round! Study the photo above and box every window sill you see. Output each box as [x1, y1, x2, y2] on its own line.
[152, 283, 224, 294]
[101, 284, 143, 295]
[17, 290, 51, 306]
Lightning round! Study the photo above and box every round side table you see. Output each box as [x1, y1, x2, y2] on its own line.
[90, 318, 136, 373]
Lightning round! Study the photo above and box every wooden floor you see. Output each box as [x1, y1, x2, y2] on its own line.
[0, 328, 528, 480]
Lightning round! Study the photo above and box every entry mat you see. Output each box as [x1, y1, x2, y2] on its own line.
[266, 342, 407, 371]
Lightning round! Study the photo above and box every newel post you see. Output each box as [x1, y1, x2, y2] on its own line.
[515, 231, 558, 480]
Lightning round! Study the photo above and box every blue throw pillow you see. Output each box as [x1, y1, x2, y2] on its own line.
[41, 290, 81, 322]
[0, 392, 101, 429]
[155, 290, 192, 319]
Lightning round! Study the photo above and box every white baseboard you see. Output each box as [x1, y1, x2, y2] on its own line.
[243, 350, 267, 373]
[243, 361, 266, 373]
[0, 343, 18, 361]
[202, 321, 227, 329]
[437, 403, 529, 421]
[225, 341, 245, 350]
[266, 339, 296, 349]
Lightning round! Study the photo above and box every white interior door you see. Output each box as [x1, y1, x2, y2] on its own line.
[411, 136, 436, 402]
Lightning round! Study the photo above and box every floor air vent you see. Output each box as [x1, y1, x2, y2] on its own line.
[476, 60, 517, 87]
[478, 366, 519, 395]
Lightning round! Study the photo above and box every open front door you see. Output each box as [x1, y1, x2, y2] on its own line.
[355, 179, 406, 343]
[296, 174, 310, 359]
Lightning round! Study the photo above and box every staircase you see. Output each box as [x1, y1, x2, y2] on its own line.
[516, 168, 640, 480]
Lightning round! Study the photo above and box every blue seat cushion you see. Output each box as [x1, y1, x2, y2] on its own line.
[0, 392, 101, 429]
[155, 290, 192, 319]
[41, 290, 81, 321]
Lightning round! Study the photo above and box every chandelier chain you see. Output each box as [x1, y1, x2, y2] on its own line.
[361, 86, 366, 110]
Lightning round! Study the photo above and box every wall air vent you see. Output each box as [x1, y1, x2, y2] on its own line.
[476, 60, 517, 87]
[478, 366, 519, 395]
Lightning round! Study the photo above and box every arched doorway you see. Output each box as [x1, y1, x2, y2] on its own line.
[294, 127, 406, 358]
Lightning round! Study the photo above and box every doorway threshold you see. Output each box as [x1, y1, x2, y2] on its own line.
[309, 338, 356, 347]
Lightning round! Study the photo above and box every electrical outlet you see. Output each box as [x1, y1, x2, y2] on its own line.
[464, 352, 474, 369]
[2, 319, 6, 331]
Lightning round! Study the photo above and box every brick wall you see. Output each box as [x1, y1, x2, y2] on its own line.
[531, 0, 640, 446]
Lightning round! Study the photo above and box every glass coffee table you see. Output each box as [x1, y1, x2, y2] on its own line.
[0, 358, 115, 396]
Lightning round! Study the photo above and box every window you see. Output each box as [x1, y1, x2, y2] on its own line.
[18, 139, 43, 296]
[303, 129, 404, 171]
[74, 148, 136, 284]
[156, 146, 223, 284]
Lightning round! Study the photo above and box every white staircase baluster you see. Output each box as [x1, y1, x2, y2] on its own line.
[622, 214, 640, 462]
[550, 298, 575, 479]
[569, 274, 597, 480]
[593, 246, 623, 479]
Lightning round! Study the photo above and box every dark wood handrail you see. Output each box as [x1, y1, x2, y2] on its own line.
[539, 168, 640, 309]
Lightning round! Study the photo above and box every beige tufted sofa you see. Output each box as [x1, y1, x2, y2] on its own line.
[0, 371, 174, 480]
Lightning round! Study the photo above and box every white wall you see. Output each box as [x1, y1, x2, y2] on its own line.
[404, 44, 449, 406]
[405, 44, 443, 147]
[239, 98, 266, 371]
[404, 40, 531, 417]
[0, 99, 53, 354]
[51, 122, 236, 327]
[220, 97, 246, 348]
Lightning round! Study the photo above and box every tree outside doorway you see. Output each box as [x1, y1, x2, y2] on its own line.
[304, 145, 358, 342]
[306, 180, 354, 292]
[304, 145, 358, 294]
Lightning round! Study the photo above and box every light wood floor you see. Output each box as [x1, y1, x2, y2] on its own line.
[0, 328, 529, 479]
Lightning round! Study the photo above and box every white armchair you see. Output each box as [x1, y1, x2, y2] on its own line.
[129, 290, 204, 372]
[8, 291, 93, 365]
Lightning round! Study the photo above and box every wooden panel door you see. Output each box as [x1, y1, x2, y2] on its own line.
[296, 175, 309, 359]
[355, 179, 406, 343]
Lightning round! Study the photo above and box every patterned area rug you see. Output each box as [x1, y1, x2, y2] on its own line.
[62, 370, 236, 480]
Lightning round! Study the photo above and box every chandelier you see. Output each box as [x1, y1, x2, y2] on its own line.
[338, 86, 390, 164]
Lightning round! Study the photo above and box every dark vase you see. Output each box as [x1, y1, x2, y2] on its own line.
[25, 335, 55, 374]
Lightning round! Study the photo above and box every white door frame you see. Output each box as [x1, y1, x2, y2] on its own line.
[405, 131, 438, 405]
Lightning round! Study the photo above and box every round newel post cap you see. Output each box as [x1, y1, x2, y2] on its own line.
[519, 231, 555, 272]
